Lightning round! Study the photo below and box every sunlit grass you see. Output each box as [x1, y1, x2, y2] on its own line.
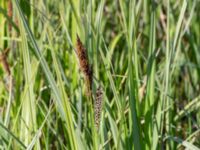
[0, 0, 199, 149]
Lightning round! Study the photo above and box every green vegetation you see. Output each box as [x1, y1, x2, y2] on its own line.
[0, 0, 200, 149]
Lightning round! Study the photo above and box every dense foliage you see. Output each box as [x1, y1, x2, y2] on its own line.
[0, 0, 199, 149]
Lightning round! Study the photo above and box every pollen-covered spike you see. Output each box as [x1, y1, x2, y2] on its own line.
[94, 86, 103, 129]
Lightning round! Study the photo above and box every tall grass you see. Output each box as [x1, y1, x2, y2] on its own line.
[0, 0, 200, 149]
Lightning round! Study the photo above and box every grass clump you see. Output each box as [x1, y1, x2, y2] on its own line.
[0, 0, 199, 149]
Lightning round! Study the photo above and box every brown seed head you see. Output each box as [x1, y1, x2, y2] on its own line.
[8, 0, 13, 34]
[76, 35, 93, 95]
[0, 48, 11, 75]
[76, 35, 90, 75]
